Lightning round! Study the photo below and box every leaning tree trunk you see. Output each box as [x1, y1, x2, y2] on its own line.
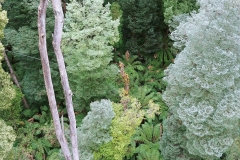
[3, 50, 29, 109]
[51, 0, 79, 159]
[38, 0, 72, 159]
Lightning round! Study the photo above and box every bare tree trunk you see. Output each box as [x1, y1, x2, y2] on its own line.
[38, 0, 72, 159]
[51, 0, 79, 159]
[3, 50, 29, 108]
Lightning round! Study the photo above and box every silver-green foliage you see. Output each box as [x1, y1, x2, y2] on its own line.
[0, 5, 18, 158]
[163, 0, 198, 34]
[62, 0, 120, 111]
[0, 3, 18, 111]
[77, 99, 115, 160]
[161, 0, 240, 159]
[163, 0, 198, 24]
[0, 119, 16, 160]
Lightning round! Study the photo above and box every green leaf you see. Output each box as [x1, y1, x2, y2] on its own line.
[153, 124, 160, 142]
[39, 117, 46, 124]
[22, 109, 34, 117]
[42, 139, 52, 148]
[134, 135, 149, 144]
[40, 105, 48, 111]
[31, 141, 38, 149]
[135, 144, 151, 153]
[136, 144, 161, 160]
[33, 114, 41, 120]
[41, 111, 47, 117]
[142, 123, 153, 141]
[35, 129, 42, 135]
[135, 65, 145, 71]
[35, 151, 43, 160]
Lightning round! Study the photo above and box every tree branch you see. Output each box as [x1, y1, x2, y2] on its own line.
[3, 50, 29, 108]
[38, 0, 72, 159]
[51, 0, 79, 159]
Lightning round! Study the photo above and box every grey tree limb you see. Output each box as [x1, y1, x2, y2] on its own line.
[38, 0, 72, 159]
[51, 0, 79, 159]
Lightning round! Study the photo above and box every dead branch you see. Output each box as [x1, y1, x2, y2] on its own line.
[51, 0, 79, 159]
[38, 0, 72, 159]
[3, 50, 29, 108]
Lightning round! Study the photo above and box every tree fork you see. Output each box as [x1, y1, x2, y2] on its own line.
[38, 0, 72, 159]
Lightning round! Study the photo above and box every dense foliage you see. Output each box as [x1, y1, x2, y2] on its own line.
[6, 121, 59, 160]
[163, 0, 198, 24]
[76, 100, 115, 159]
[3, 0, 63, 107]
[0, 3, 18, 111]
[160, 0, 240, 159]
[1, 0, 240, 159]
[0, 3, 21, 159]
[133, 122, 161, 160]
[0, 119, 16, 159]
[62, 0, 120, 111]
[119, 0, 164, 56]
[94, 90, 159, 159]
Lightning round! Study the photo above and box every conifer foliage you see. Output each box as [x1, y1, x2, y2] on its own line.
[119, 0, 164, 55]
[3, 0, 63, 107]
[76, 100, 115, 160]
[0, 3, 19, 159]
[0, 119, 16, 159]
[62, 0, 120, 111]
[0, 4, 17, 110]
[160, 0, 240, 159]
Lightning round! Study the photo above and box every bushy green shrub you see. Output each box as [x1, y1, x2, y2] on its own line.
[94, 95, 145, 160]
[5, 121, 60, 160]
[109, 2, 123, 51]
[161, 0, 240, 159]
[77, 99, 115, 160]
[3, 0, 63, 107]
[119, 0, 164, 55]
[0, 54, 19, 110]
[0, 119, 16, 160]
[94, 90, 160, 160]
[62, 0, 120, 111]
[0, 5, 21, 159]
[1, 87, 23, 128]
[0, 3, 19, 111]
[163, 0, 198, 24]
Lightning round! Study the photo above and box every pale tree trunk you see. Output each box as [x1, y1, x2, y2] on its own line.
[38, 0, 72, 159]
[51, 0, 79, 159]
[3, 50, 29, 109]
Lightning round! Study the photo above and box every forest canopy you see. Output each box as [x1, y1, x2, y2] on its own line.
[1, 0, 240, 159]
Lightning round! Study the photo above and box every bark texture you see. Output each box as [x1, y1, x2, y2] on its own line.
[38, 0, 72, 159]
[51, 0, 79, 159]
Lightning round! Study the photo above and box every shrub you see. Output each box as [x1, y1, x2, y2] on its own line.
[77, 99, 115, 160]
[94, 89, 160, 160]
[160, 0, 240, 159]
[62, 0, 120, 111]
[0, 119, 16, 160]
